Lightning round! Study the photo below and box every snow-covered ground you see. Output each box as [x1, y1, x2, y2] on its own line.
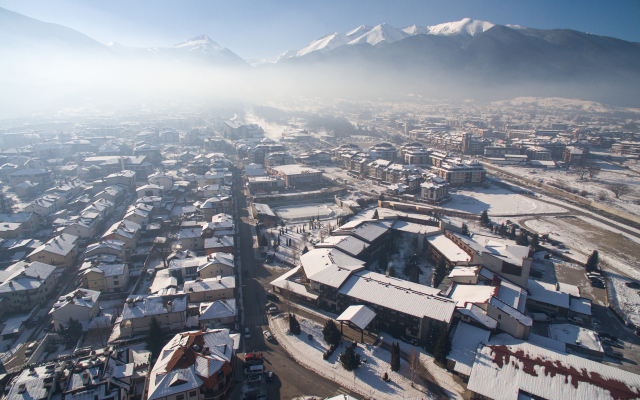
[523, 216, 640, 281]
[443, 186, 567, 216]
[243, 111, 294, 142]
[274, 202, 348, 223]
[269, 314, 442, 400]
[606, 272, 640, 328]
[496, 162, 640, 216]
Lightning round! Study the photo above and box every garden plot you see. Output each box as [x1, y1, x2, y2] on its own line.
[444, 186, 567, 216]
[269, 315, 441, 400]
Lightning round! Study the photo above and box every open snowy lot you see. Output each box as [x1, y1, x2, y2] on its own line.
[444, 186, 567, 216]
[274, 202, 348, 222]
[523, 216, 640, 280]
[606, 272, 640, 328]
[496, 162, 640, 216]
[269, 315, 442, 400]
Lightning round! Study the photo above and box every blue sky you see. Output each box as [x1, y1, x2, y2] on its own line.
[1, 0, 639, 60]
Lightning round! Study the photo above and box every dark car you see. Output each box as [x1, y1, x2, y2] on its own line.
[266, 370, 274, 382]
[529, 270, 544, 278]
[591, 280, 605, 288]
[625, 281, 640, 289]
[266, 293, 279, 302]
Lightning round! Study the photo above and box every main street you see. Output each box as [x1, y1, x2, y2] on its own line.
[232, 165, 360, 400]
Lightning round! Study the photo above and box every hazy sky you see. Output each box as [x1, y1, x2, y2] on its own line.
[1, 0, 639, 60]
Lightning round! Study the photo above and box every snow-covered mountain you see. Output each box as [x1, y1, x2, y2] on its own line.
[277, 18, 496, 62]
[109, 35, 249, 66]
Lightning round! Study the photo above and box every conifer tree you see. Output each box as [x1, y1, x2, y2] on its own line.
[585, 250, 599, 272]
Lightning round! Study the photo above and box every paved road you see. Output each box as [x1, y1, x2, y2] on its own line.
[231, 165, 360, 400]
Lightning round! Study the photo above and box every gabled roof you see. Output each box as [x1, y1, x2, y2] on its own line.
[29, 233, 78, 257]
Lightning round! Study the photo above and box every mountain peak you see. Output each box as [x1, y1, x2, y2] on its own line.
[173, 35, 223, 50]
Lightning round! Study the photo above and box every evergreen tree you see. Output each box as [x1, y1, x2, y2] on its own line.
[424, 324, 439, 354]
[480, 210, 491, 227]
[585, 250, 599, 272]
[302, 246, 309, 255]
[372, 209, 379, 220]
[145, 317, 166, 360]
[289, 314, 301, 335]
[391, 342, 401, 371]
[433, 324, 452, 365]
[61, 318, 83, 347]
[516, 230, 529, 246]
[322, 320, 341, 346]
[388, 266, 396, 277]
[510, 225, 517, 238]
[433, 258, 447, 288]
[340, 345, 362, 371]
[529, 233, 540, 252]
[409, 267, 419, 283]
[461, 223, 469, 236]
[390, 342, 397, 371]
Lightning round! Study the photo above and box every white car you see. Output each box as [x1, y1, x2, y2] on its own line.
[263, 330, 273, 341]
[244, 327, 251, 340]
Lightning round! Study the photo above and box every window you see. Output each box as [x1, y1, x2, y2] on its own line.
[189, 391, 197, 397]
[176, 395, 185, 400]
[497, 322, 501, 328]
[113, 281, 119, 286]
[498, 314, 501, 320]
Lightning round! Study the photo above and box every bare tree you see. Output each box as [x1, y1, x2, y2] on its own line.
[606, 183, 632, 199]
[281, 281, 295, 317]
[587, 162, 601, 179]
[572, 164, 588, 180]
[85, 320, 113, 348]
[407, 348, 427, 388]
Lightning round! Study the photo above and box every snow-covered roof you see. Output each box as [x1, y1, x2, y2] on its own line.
[270, 266, 319, 300]
[339, 270, 455, 322]
[448, 322, 491, 376]
[457, 303, 497, 329]
[448, 284, 497, 307]
[527, 333, 566, 353]
[270, 164, 321, 175]
[30, 233, 77, 257]
[527, 279, 570, 309]
[300, 247, 365, 279]
[489, 297, 532, 326]
[392, 220, 440, 235]
[52, 288, 100, 311]
[204, 236, 234, 249]
[121, 295, 187, 320]
[5, 365, 51, 400]
[308, 263, 365, 289]
[314, 235, 370, 257]
[198, 299, 236, 321]
[467, 335, 640, 400]
[149, 269, 178, 294]
[337, 305, 376, 330]
[548, 324, 602, 353]
[427, 234, 471, 263]
[184, 276, 235, 293]
[569, 297, 591, 316]
[448, 266, 479, 278]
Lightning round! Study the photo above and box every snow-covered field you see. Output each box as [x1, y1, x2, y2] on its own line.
[523, 216, 640, 281]
[444, 186, 567, 216]
[274, 202, 348, 222]
[269, 314, 446, 400]
[496, 162, 640, 216]
[606, 272, 640, 328]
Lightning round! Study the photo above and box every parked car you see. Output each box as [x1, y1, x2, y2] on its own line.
[531, 312, 551, 322]
[247, 374, 262, 383]
[529, 270, 544, 278]
[605, 347, 624, 359]
[590, 280, 605, 289]
[625, 281, 640, 289]
[598, 332, 619, 343]
[244, 327, 251, 340]
[263, 330, 273, 341]
[266, 292, 279, 302]
[568, 316, 584, 325]
[266, 370, 274, 382]
[24, 342, 37, 356]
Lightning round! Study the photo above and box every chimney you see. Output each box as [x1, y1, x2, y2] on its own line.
[166, 301, 173, 312]
[385, 269, 390, 277]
